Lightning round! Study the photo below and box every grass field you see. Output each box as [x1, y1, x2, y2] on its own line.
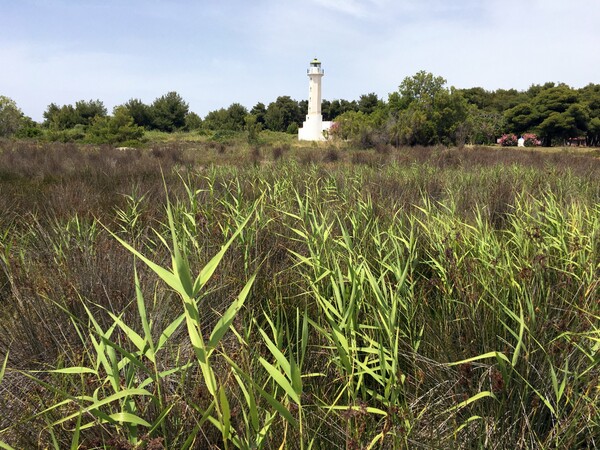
[0, 137, 598, 449]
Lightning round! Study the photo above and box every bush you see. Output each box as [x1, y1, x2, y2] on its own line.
[0, 96, 24, 137]
[210, 129, 239, 142]
[85, 107, 144, 145]
[499, 133, 518, 146]
[14, 116, 43, 139]
[523, 133, 541, 147]
[286, 122, 299, 134]
[46, 125, 86, 142]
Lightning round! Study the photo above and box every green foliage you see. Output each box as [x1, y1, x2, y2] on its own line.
[393, 104, 435, 145]
[264, 96, 303, 132]
[357, 92, 381, 114]
[588, 117, 600, 147]
[244, 114, 261, 144]
[150, 91, 189, 132]
[14, 115, 43, 139]
[386, 72, 469, 146]
[322, 98, 358, 121]
[331, 110, 378, 146]
[7, 74, 600, 147]
[504, 83, 594, 146]
[285, 122, 298, 135]
[74, 100, 107, 125]
[250, 102, 267, 126]
[43, 99, 107, 130]
[466, 107, 505, 145]
[505, 103, 540, 135]
[204, 103, 248, 131]
[537, 106, 587, 146]
[209, 129, 242, 142]
[460, 86, 494, 110]
[85, 106, 145, 145]
[121, 98, 154, 129]
[46, 124, 87, 142]
[0, 96, 24, 137]
[396, 70, 447, 108]
[184, 111, 203, 131]
[44, 103, 78, 130]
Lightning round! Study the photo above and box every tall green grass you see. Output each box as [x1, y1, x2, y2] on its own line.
[0, 144, 598, 448]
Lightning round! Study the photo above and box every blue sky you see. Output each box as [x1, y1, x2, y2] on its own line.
[1, 0, 599, 121]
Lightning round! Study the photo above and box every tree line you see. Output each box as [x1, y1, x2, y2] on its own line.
[334, 72, 600, 148]
[1, 71, 599, 146]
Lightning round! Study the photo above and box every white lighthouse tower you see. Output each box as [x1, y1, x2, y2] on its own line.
[298, 58, 332, 141]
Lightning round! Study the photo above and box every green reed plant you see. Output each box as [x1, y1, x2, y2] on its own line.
[21, 295, 172, 445]
[1, 148, 599, 448]
[115, 194, 257, 448]
[0, 189, 257, 448]
[113, 187, 148, 243]
[219, 306, 318, 449]
[415, 191, 600, 446]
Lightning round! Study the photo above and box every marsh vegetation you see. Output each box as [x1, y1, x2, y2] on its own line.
[0, 138, 598, 448]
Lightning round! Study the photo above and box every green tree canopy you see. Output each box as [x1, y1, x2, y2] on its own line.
[264, 96, 303, 132]
[74, 99, 107, 125]
[250, 102, 267, 125]
[85, 106, 144, 145]
[184, 112, 203, 131]
[395, 70, 447, 109]
[43, 99, 106, 130]
[580, 83, 600, 145]
[150, 91, 189, 132]
[323, 99, 357, 121]
[0, 95, 24, 137]
[465, 107, 505, 145]
[460, 87, 494, 111]
[532, 84, 578, 115]
[588, 117, 600, 146]
[121, 98, 154, 129]
[505, 103, 541, 135]
[244, 113, 262, 144]
[537, 104, 589, 146]
[43, 103, 78, 129]
[204, 103, 248, 131]
[357, 93, 381, 115]
[504, 83, 590, 145]
[388, 71, 468, 146]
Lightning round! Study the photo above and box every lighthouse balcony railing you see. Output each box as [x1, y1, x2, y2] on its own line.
[307, 68, 324, 75]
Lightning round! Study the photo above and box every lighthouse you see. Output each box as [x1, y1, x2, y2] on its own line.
[298, 58, 332, 141]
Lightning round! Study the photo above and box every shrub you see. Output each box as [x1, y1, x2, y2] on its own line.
[46, 125, 86, 142]
[523, 133, 541, 147]
[0, 96, 24, 137]
[499, 133, 518, 146]
[85, 107, 144, 145]
[286, 122, 299, 134]
[14, 119, 43, 139]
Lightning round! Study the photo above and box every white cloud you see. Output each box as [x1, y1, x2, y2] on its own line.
[308, 0, 390, 17]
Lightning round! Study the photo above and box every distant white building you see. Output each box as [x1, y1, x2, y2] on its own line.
[298, 58, 333, 141]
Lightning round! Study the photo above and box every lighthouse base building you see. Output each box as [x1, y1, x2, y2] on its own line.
[298, 116, 333, 141]
[298, 58, 332, 141]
